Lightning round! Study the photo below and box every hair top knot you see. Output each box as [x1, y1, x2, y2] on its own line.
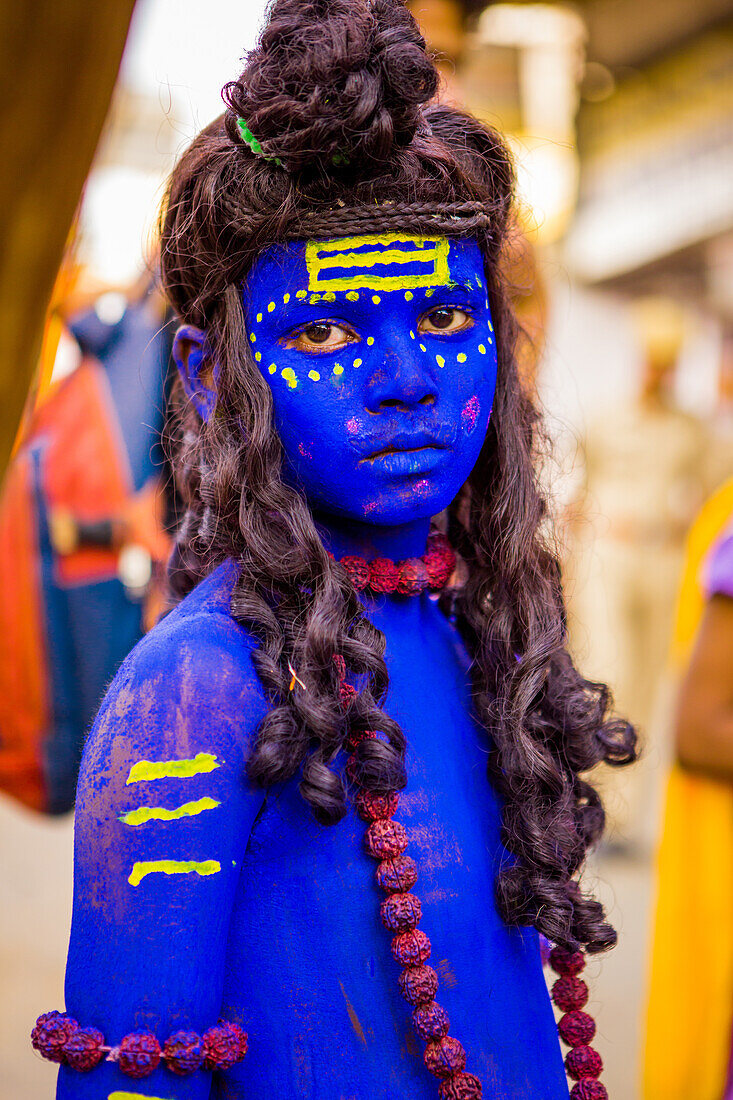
[223, 0, 439, 178]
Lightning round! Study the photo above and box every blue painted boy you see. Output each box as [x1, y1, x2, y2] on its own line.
[49, 2, 634, 1097]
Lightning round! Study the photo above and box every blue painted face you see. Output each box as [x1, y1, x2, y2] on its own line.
[242, 234, 497, 524]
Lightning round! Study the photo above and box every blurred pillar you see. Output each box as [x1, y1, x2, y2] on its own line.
[0, 2, 137, 479]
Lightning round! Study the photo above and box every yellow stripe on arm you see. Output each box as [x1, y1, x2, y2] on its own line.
[120, 796, 220, 826]
[126, 753, 220, 784]
[128, 860, 221, 887]
[109, 1093, 174, 1100]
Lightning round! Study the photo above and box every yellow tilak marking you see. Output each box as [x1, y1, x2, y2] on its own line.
[281, 367, 298, 388]
[109, 1093, 175, 1100]
[457, 352, 467, 363]
[333, 364, 344, 376]
[126, 753, 219, 785]
[128, 859, 221, 887]
[305, 234, 450, 292]
[120, 796, 220, 827]
[308, 369, 320, 381]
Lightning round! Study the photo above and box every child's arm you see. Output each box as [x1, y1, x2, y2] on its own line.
[55, 610, 268, 1099]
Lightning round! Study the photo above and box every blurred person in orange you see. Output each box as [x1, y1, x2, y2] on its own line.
[644, 476, 733, 1100]
[571, 297, 717, 845]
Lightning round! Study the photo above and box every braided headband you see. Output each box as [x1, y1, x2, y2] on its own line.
[221, 197, 493, 250]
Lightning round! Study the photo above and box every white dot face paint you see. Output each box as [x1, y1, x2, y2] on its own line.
[241, 235, 498, 524]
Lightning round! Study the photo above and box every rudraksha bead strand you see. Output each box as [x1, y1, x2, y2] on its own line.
[345, 677, 483, 1098]
[336, 530, 456, 597]
[31, 1015, 248, 1076]
[549, 946, 607, 1100]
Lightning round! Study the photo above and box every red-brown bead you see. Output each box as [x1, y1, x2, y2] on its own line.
[202, 1022, 247, 1071]
[424, 1036, 467, 1079]
[570, 1081, 608, 1100]
[424, 534, 456, 590]
[565, 1045, 603, 1082]
[439, 1071, 484, 1099]
[552, 976, 589, 1012]
[550, 946, 586, 977]
[412, 1001, 450, 1041]
[163, 1030, 204, 1075]
[31, 1012, 79, 1064]
[399, 964, 439, 1005]
[63, 1027, 105, 1071]
[355, 789, 399, 821]
[117, 1031, 161, 1078]
[366, 819, 409, 859]
[341, 556, 370, 591]
[558, 1010, 596, 1047]
[377, 855, 418, 893]
[381, 891, 422, 931]
[369, 558, 399, 593]
[396, 558, 428, 596]
[391, 928, 432, 967]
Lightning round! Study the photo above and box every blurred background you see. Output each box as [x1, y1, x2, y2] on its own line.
[1, 1, 732, 1097]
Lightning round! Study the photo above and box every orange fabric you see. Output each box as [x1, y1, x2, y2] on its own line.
[30, 357, 133, 586]
[0, 451, 48, 810]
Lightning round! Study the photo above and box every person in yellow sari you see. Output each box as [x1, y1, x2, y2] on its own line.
[644, 476, 733, 1099]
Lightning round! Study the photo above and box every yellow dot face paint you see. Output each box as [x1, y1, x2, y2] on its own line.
[405, 291, 413, 301]
[255, 351, 262, 361]
[457, 352, 467, 363]
[346, 291, 359, 301]
[267, 301, 276, 312]
[283, 292, 290, 304]
[323, 291, 336, 302]
[478, 344, 486, 355]
[126, 753, 219, 785]
[249, 333, 256, 343]
[333, 364, 344, 376]
[281, 367, 298, 388]
[367, 337, 374, 346]
[120, 796, 220, 827]
[268, 364, 277, 374]
[296, 289, 307, 299]
[353, 359, 362, 368]
[436, 355, 445, 368]
[419, 344, 427, 353]
[256, 312, 262, 323]
[308, 370, 320, 381]
[372, 295, 381, 304]
[128, 859, 221, 887]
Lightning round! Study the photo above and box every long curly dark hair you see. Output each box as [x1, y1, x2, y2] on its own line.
[160, 0, 636, 953]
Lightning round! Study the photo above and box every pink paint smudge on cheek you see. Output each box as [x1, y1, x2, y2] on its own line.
[346, 417, 360, 436]
[461, 395, 480, 434]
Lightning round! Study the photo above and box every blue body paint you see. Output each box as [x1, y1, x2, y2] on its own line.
[61, 238, 568, 1098]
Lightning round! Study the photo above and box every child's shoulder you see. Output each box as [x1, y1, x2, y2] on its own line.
[82, 561, 267, 786]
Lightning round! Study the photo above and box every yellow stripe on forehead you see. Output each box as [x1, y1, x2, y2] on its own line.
[306, 234, 450, 293]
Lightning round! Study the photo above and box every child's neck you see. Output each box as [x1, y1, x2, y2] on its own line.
[314, 512, 432, 563]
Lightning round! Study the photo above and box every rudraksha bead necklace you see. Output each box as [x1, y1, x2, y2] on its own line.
[336, 529, 456, 596]
[335, 641, 608, 1099]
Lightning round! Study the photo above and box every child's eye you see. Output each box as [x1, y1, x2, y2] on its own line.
[284, 322, 356, 353]
[419, 307, 472, 335]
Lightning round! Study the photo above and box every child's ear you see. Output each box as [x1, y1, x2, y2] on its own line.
[172, 324, 217, 421]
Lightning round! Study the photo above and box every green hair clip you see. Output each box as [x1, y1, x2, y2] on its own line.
[236, 117, 284, 167]
[235, 116, 349, 169]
